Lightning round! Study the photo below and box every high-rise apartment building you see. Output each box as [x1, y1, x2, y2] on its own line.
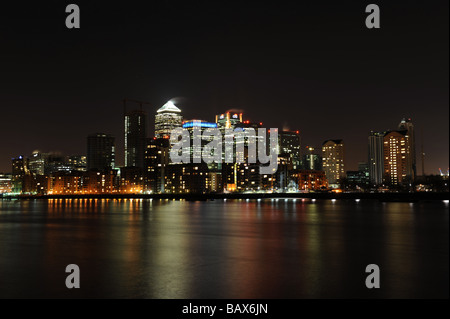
[398, 118, 416, 181]
[322, 139, 345, 186]
[144, 138, 170, 193]
[383, 130, 410, 186]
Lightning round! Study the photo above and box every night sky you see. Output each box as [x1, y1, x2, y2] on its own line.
[0, 1, 448, 173]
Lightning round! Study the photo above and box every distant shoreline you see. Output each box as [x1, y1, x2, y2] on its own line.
[1, 192, 449, 202]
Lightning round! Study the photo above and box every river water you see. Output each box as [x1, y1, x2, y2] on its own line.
[0, 198, 448, 298]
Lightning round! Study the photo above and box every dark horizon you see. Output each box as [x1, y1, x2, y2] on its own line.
[1, 1, 448, 173]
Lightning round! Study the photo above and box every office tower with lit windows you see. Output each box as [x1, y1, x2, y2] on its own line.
[29, 151, 48, 176]
[168, 120, 220, 193]
[67, 155, 87, 172]
[45, 152, 72, 175]
[220, 119, 264, 192]
[232, 121, 261, 165]
[182, 120, 218, 162]
[215, 111, 243, 134]
[125, 109, 147, 168]
[155, 101, 182, 139]
[368, 131, 385, 185]
[301, 146, 322, 171]
[278, 130, 301, 169]
[87, 133, 115, 171]
[398, 118, 416, 181]
[383, 130, 410, 186]
[233, 122, 262, 191]
[215, 112, 242, 191]
[346, 162, 370, 188]
[322, 139, 345, 186]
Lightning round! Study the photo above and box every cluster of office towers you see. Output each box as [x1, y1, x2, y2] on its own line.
[90, 102, 417, 193]
[4, 100, 416, 195]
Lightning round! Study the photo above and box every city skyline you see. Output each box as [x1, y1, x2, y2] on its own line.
[0, 100, 442, 176]
[3, 99, 446, 196]
[0, 1, 448, 174]
[0, 1, 448, 302]
[1, 100, 446, 177]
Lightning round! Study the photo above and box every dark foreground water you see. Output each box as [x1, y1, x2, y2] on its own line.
[0, 198, 448, 299]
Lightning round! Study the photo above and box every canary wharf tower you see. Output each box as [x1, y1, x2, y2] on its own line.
[155, 101, 183, 138]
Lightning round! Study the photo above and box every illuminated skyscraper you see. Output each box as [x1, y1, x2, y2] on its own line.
[87, 133, 115, 171]
[155, 101, 182, 139]
[383, 130, 410, 186]
[398, 118, 416, 181]
[322, 139, 345, 186]
[215, 111, 243, 134]
[125, 109, 147, 168]
[29, 150, 48, 176]
[215, 111, 243, 191]
[182, 120, 218, 162]
[278, 130, 301, 169]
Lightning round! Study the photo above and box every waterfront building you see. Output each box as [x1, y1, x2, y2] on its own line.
[322, 139, 345, 187]
[144, 137, 170, 193]
[165, 163, 210, 194]
[293, 169, 328, 191]
[398, 118, 416, 182]
[383, 130, 411, 186]
[0, 173, 12, 194]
